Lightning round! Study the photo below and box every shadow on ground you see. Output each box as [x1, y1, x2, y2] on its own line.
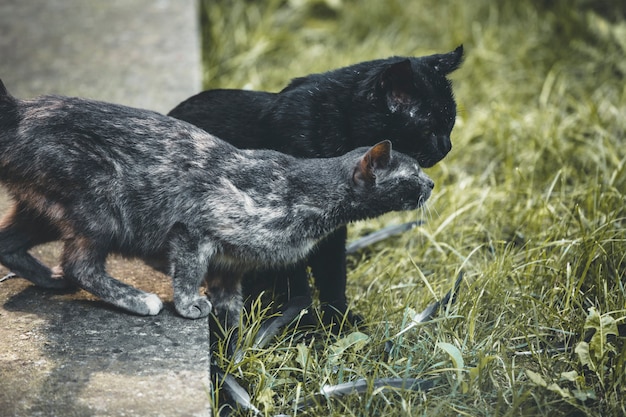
[1, 270, 211, 417]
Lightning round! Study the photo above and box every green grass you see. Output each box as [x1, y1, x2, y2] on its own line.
[201, 1, 626, 415]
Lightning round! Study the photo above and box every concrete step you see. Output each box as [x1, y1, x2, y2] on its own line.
[0, 1, 210, 416]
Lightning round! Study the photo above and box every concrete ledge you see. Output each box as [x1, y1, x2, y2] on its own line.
[0, 0, 201, 112]
[1, 279, 210, 417]
[0, 1, 210, 416]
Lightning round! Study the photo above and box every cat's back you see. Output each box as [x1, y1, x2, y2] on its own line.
[0, 94, 232, 195]
[168, 89, 276, 149]
[18, 95, 191, 141]
[279, 57, 402, 94]
[11, 94, 224, 159]
[169, 88, 275, 116]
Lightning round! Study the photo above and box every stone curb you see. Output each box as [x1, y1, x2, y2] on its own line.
[0, 1, 209, 416]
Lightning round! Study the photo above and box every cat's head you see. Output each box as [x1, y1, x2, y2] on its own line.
[365, 46, 463, 168]
[349, 140, 434, 213]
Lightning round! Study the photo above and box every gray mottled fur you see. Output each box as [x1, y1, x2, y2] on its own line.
[0, 80, 433, 322]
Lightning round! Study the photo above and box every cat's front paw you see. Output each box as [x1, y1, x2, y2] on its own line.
[176, 296, 213, 319]
[118, 293, 164, 316]
[141, 293, 164, 315]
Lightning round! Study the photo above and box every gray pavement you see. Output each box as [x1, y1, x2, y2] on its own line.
[0, 1, 211, 416]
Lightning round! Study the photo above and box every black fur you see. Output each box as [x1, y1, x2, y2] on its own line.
[0, 80, 434, 324]
[168, 46, 463, 324]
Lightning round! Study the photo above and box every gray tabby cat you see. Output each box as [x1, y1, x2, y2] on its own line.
[0, 80, 433, 323]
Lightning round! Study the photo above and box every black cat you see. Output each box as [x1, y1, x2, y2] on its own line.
[168, 46, 463, 325]
[0, 80, 433, 324]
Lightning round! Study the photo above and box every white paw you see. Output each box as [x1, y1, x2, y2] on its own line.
[143, 293, 164, 315]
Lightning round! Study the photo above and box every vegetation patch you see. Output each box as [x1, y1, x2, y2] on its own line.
[203, 1, 626, 415]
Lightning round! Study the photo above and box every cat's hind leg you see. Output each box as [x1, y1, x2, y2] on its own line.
[206, 273, 243, 331]
[0, 203, 69, 289]
[168, 225, 213, 319]
[61, 237, 163, 315]
[206, 272, 243, 357]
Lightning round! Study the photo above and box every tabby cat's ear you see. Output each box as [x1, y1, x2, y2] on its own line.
[380, 59, 415, 106]
[430, 45, 464, 74]
[353, 140, 392, 186]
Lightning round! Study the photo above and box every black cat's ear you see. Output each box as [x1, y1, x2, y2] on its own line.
[353, 140, 392, 186]
[431, 45, 464, 75]
[380, 59, 415, 105]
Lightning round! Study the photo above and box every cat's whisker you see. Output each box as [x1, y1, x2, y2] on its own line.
[429, 201, 440, 219]
[423, 202, 434, 223]
[418, 204, 426, 224]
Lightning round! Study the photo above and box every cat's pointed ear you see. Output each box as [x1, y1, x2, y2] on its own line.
[431, 45, 464, 75]
[353, 140, 392, 186]
[379, 59, 415, 105]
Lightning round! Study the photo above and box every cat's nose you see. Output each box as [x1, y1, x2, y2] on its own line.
[438, 135, 452, 154]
